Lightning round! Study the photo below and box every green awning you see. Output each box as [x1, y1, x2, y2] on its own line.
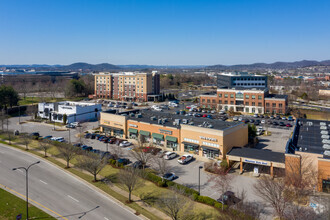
[152, 133, 164, 140]
[128, 128, 138, 134]
[140, 130, 150, 136]
[165, 136, 177, 142]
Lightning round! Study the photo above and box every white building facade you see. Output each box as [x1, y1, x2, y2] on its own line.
[38, 101, 102, 123]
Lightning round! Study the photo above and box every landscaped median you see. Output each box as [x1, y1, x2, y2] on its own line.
[0, 133, 252, 220]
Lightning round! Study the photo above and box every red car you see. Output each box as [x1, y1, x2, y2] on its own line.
[286, 123, 292, 127]
[202, 114, 207, 118]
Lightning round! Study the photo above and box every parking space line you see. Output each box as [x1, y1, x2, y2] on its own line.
[39, 180, 48, 185]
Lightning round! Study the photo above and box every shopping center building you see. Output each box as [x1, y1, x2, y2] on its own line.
[286, 119, 330, 192]
[100, 109, 248, 160]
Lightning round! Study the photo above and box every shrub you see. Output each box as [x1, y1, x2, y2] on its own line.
[145, 171, 163, 183]
[220, 160, 228, 169]
[158, 181, 167, 187]
[117, 163, 124, 168]
[214, 202, 222, 209]
[192, 193, 199, 201]
[109, 159, 116, 165]
[197, 196, 216, 206]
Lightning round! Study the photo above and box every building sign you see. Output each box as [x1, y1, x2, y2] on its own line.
[61, 106, 73, 110]
[244, 159, 268, 166]
[199, 136, 217, 142]
[129, 124, 138, 128]
[114, 123, 123, 127]
[159, 129, 172, 135]
[103, 120, 110, 125]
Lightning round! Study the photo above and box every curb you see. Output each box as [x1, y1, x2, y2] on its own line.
[0, 142, 149, 220]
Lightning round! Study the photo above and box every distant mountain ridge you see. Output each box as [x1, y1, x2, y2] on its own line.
[208, 60, 330, 70]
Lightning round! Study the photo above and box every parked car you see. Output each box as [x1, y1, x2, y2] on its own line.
[117, 158, 130, 165]
[84, 133, 91, 138]
[90, 134, 96, 139]
[275, 116, 281, 120]
[288, 116, 294, 121]
[272, 121, 279, 126]
[178, 154, 193, 164]
[66, 124, 76, 128]
[132, 160, 143, 169]
[281, 117, 287, 120]
[82, 146, 93, 151]
[261, 120, 266, 124]
[164, 152, 177, 160]
[30, 132, 40, 138]
[71, 122, 80, 127]
[73, 143, 82, 148]
[238, 117, 242, 122]
[207, 115, 213, 119]
[253, 114, 259, 118]
[269, 116, 274, 119]
[217, 191, 237, 205]
[286, 123, 292, 127]
[119, 141, 132, 147]
[249, 119, 255, 123]
[279, 122, 286, 126]
[162, 172, 176, 181]
[43, 135, 52, 140]
[91, 149, 101, 154]
[233, 117, 238, 121]
[202, 114, 207, 118]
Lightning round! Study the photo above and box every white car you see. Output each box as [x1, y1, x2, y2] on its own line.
[233, 117, 238, 121]
[238, 117, 242, 121]
[164, 152, 177, 160]
[50, 137, 65, 142]
[177, 154, 193, 164]
[261, 120, 266, 124]
[119, 141, 132, 147]
[71, 122, 80, 127]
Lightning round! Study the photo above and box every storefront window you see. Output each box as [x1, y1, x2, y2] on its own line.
[129, 132, 138, 139]
[113, 129, 124, 138]
[166, 141, 178, 151]
[153, 138, 164, 146]
[184, 144, 199, 154]
[202, 149, 220, 159]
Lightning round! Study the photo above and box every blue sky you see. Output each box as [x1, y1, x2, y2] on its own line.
[1, 0, 330, 65]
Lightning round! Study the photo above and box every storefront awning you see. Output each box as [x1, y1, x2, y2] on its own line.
[128, 128, 138, 134]
[182, 142, 199, 148]
[152, 133, 164, 140]
[165, 136, 177, 143]
[140, 130, 150, 136]
[201, 146, 220, 152]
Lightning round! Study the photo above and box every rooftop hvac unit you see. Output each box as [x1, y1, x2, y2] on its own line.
[158, 119, 162, 124]
[173, 122, 177, 126]
[163, 118, 168, 122]
[320, 122, 327, 126]
[324, 151, 330, 157]
[207, 124, 213, 128]
[150, 116, 157, 120]
[130, 113, 135, 117]
[188, 121, 194, 125]
[182, 119, 188, 124]
[321, 135, 330, 139]
[323, 144, 330, 150]
[322, 139, 330, 144]
[174, 119, 181, 124]
[320, 126, 327, 130]
[299, 147, 302, 151]
[198, 124, 203, 127]
[321, 130, 329, 135]
[136, 114, 142, 118]
[307, 121, 313, 126]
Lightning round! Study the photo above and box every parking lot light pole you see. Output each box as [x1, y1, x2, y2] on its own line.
[12, 161, 40, 220]
[68, 127, 71, 144]
[106, 141, 109, 152]
[198, 166, 203, 195]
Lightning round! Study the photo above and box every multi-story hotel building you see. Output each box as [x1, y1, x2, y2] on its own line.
[100, 109, 248, 160]
[94, 72, 160, 102]
[200, 72, 288, 114]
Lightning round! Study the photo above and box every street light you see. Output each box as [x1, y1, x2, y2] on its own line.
[13, 161, 40, 220]
[68, 127, 71, 144]
[198, 166, 203, 195]
[106, 141, 109, 153]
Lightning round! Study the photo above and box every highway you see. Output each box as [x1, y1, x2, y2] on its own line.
[0, 144, 141, 220]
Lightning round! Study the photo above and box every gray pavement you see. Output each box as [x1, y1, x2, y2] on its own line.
[0, 144, 140, 220]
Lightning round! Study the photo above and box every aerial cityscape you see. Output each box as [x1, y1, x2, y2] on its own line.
[0, 1, 329, 220]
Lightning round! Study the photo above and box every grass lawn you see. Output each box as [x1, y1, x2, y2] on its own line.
[18, 96, 87, 106]
[0, 188, 55, 220]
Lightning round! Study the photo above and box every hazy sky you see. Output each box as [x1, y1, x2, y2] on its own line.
[1, 0, 330, 65]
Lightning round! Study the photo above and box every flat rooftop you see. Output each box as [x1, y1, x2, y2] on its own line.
[104, 109, 243, 131]
[294, 119, 330, 156]
[265, 94, 288, 99]
[227, 147, 285, 163]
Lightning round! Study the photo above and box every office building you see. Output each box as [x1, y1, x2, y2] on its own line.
[94, 72, 161, 102]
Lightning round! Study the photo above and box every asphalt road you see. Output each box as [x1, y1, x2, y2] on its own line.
[0, 144, 140, 220]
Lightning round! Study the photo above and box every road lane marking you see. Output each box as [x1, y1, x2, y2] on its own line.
[104, 217, 109, 220]
[67, 195, 79, 202]
[17, 169, 24, 173]
[0, 183, 68, 220]
[39, 180, 48, 185]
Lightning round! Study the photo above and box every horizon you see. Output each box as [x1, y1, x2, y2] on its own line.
[1, 0, 330, 65]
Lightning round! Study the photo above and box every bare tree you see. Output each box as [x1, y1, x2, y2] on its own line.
[76, 123, 87, 144]
[152, 156, 170, 178]
[129, 137, 153, 169]
[254, 176, 289, 219]
[55, 142, 78, 168]
[0, 110, 8, 132]
[38, 139, 52, 157]
[156, 187, 192, 220]
[20, 134, 32, 150]
[235, 189, 263, 220]
[208, 166, 234, 211]
[284, 203, 317, 220]
[118, 167, 143, 202]
[76, 152, 107, 182]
